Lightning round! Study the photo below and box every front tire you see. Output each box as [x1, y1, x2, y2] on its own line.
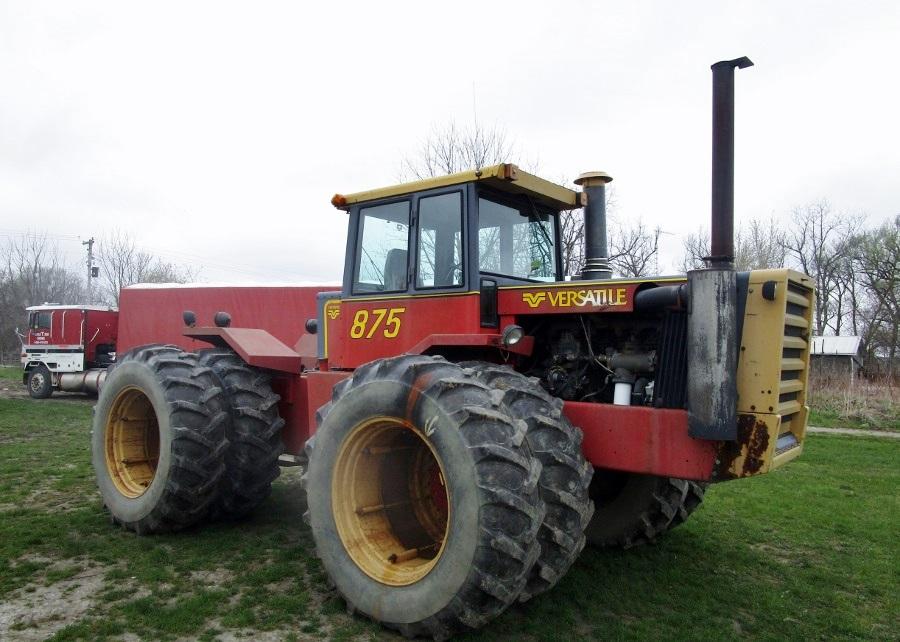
[460, 363, 594, 601]
[304, 355, 544, 638]
[92, 345, 229, 534]
[27, 365, 53, 399]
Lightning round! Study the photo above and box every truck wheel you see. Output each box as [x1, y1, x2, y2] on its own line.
[460, 363, 593, 602]
[27, 365, 53, 399]
[92, 345, 229, 534]
[585, 470, 708, 549]
[304, 355, 544, 638]
[197, 349, 285, 519]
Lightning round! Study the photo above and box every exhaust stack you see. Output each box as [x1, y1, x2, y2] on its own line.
[575, 171, 613, 280]
[687, 56, 753, 441]
[709, 56, 753, 268]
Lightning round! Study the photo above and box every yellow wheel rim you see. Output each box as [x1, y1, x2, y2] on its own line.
[331, 416, 450, 586]
[104, 386, 160, 498]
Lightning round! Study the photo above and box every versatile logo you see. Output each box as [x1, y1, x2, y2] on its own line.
[522, 287, 629, 309]
[522, 292, 547, 308]
[327, 307, 340, 320]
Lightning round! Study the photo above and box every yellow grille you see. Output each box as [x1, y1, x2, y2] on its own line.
[776, 278, 814, 451]
[731, 269, 815, 476]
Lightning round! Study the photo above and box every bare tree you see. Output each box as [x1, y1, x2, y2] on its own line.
[559, 208, 585, 277]
[0, 233, 84, 363]
[609, 220, 660, 277]
[97, 231, 198, 305]
[400, 122, 519, 180]
[782, 201, 863, 335]
[736, 218, 786, 270]
[680, 229, 711, 272]
[852, 216, 899, 376]
[680, 218, 786, 273]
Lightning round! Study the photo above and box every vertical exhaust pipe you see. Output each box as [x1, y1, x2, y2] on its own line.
[575, 171, 613, 280]
[709, 56, 753, 268]
[687, 56, 753, 441]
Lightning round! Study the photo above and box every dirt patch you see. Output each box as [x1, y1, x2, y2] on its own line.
[0, 385, 93, 404]
[189, 568, 236, 587]
[0, 563, 110, 641]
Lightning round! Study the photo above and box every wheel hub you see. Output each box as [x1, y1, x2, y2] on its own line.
[104, 386, 160, 498]
[30, 372, 45, 393]
[331, 417, 450, 587]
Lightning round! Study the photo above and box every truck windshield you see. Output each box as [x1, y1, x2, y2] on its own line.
[478, 197, 557, 281]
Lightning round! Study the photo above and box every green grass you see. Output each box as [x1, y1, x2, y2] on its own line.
[0, 365, 22, 383]
[1, 398, 897, 641]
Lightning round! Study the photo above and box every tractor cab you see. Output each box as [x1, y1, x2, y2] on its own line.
[331, 164, 577, 297]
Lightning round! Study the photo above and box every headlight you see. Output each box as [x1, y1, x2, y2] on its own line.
[501, 324, 524, 347]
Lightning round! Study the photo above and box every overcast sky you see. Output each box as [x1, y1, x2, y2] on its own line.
[1, 1, 897, 283]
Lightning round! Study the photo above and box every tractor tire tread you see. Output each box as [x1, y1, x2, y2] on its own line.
[587, 472, 709, 549]
[310, 355, 545, 639]
[105, 344, 227, 533]
[197, 349, 285, 520]
[458, 362, 594, 603]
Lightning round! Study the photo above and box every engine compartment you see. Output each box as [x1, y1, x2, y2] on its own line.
[521, 311, 688, 409]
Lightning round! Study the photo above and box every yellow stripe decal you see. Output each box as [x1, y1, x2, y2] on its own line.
[342, 291, 479, 303]
[497, 277, 686, 291]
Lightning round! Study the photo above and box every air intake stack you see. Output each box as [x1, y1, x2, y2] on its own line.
[575, 171, 613, 280]
[686, 56, 753, 441]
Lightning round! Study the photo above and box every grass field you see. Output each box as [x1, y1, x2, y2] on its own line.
[0, 397, 897, 641]
[808, 377, 900, 432]
[0, 365, 21, 384]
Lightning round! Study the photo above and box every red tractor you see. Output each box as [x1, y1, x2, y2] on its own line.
[92, 58, 813, 637]
[20, 304, 117, 398]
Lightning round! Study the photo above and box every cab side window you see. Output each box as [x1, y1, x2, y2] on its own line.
[417, 192, 463, 288]
[354, 201, 411, 293]
[31, 312, 51, 329]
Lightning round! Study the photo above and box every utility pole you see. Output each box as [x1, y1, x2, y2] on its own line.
[83, 237, 95, 304]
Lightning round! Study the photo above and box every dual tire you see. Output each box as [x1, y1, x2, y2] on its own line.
[304, 356, 594, 638]
[92, 345, 284, 533]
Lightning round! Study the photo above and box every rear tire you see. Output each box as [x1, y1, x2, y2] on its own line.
[92, 345, 229, 534]
[460, 362, 593, 601]
[304, 355, 544, 638]
[27, 365, 53, 399]
[197, 349, 285, 519]
[585, 470, 708, 548]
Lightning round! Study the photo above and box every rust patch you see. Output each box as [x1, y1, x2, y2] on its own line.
[404, 369, 437, 421]
[713, 414, 771, 480]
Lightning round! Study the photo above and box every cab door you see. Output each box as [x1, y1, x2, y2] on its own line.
[325, 188, 481, 368]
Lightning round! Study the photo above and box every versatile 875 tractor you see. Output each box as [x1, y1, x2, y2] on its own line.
[92, 58, 813, 638]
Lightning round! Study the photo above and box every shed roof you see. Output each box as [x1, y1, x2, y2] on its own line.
[811, 335, 863, 356]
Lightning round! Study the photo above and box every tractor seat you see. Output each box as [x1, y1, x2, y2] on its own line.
[383, 249, 407, 291]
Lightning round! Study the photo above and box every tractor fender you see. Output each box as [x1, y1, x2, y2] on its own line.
[183, 326, 303, 373]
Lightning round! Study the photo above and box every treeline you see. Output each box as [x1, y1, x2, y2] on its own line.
[0, 232, 195, 363]
[568, 202, 898, 377]
[681, 205, 898, 376]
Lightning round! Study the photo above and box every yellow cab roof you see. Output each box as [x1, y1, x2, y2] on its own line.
[331, 163, 579, 212]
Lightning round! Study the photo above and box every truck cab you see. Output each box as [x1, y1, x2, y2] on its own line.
[21, 304, 118, 398]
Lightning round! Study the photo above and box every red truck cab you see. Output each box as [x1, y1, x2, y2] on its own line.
[21, 304, 118, 398]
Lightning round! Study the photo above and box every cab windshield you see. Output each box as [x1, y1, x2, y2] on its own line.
[478, 197, 557, 281]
